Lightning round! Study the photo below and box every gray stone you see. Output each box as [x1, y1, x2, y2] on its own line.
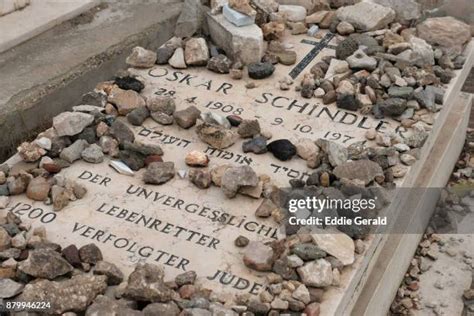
[16, 274, 107, 314]
[86, 295, 142, 316]
[311, 230, 355, 265]
[316, 139, 348, 167]
[238, 119, 261, 138]
[127, 106, 150, 126]
[156, 46, 176, 65]
[297, 259, 333, 287]
[124, 263, 172, 302]
[79, 243, 103, 264]
[81, 144, 104, 164]
[379, 98, 407, 116]
[200, 111, 231, 128]
[292, 243, 326, 261]
[221, 165, 258, 198]
[414, 88, 436, 112]
[53, 112, 94, 137]
[335, 36, 358, 60]
[111, 119, 135, 144]
[372, 0, 420, 23]
[175, 271, 197, 286]
[94, 261, 124, 285]
[409, 36, 435, 67]
[207, 54, 232, 74]
[174, 106, 201, 129]
[175, 0, 205, 38]
[151, 112, 174, 125]
[147, 95, 176, 115]
[143, 162, 175, 185]
[18, 249, 73, 279]
[417, 17, 471, 52]
[243, 241, 274, 271]
[0, 279, 24, 298]
[207, 13, 264, 64]
[388, 86, 414, 99]
[143, 302, 180, 316]
[223, 4, 255, 27]
[126, 46, 157, 68]
[334, 159, 384, 185]
[196, 123, 238, 149]
[60, 139, 89, 163]
[336, 2, 395, 31]
[242, 136, 268, 154]
[346, 49, 377, 71]
[278, 5, 307, 22]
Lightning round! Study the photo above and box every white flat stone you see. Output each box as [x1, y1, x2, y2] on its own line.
[222, 4, 255, 27]
[207, 13, 264, 64]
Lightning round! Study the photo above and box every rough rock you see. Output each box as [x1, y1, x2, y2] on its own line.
[60, 139, 89, 163]
[0, 279, 24, 298]
[311, 230, 355, 265]
[174, 106, 201, 129]
[256, 198, 279, 217]
[207, 14, 264, 64]
[207, 54, 232, 73]
[296, 138, 319, 160]
[417, 17, 471, 52]
[267, 139, 297, 161]
[185, 38, 210, 66]
[316, 139, 348, 167]
[126, 46, 157, 68]
[53, 112, 94, 137]
[185, 151, 209, 167]
[81, 144, 104, 164]
[143, 302, 180, 316]
[221, 165, 258, 198]
[243, 241, 274, 271]
[242, 136, 268, 154]
[143, 162, 175, 185]
[175, 0, 204, 38]
[147, 95, 176, 115]
[127, 106, 150, 126]
[292, 243, 327, 261]
[201, 111, 231, 128]
[86, 295, 142, 316]
[379, 97, 407, 116]
[156, 46, 176, 65]
[196, 123, 238, 149]
[93, 261, 124, 285]
[18, 249, 73, 279]
[124, 263, 172, 302]
[278, 5, 307, 22]
[410, 36, 435, 67]
[262, 21, 285, 40]
[26, 177, 51, 201]
[238, 119, 261, 138]
[297, 259, 333, 287]
[336, 2, 395, 31]
[388, 86, 414, 99]
[62, 244, 82, 267]
[108, 86, 146, 115]
[110, 119, 135, 144]
[151, 112, 174, 125]
[333, 159, 384, 185]
[229, 0, 256, 16]
[169, 47, 187, 69]
[372, 0, 420, 23]
[346, 49, 377, 71]
[79, 243, 103, 264]
[248, 62, 275, 79]
[335, 36, 358, 60]
[0, 227, 11, 251]
[16, 274, 107, 314]
[336, 21, 355, 35]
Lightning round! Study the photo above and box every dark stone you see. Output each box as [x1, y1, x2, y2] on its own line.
[226, 115, 242, 126]
[111, 119, 135, 144]
[272, 258, 298, 280]
[267, 139, 297, 161]
[114, 76, 145, 92]
[127, 107, 150, 126]
[292, 243, 327, 261]
[82, 90, 107, 107]
[0, 184, 9, 196]
[242, 136, 268, 154]
[387, 86, 414, 99]
[323, 90, 337, 104]
[335, 37, 358, 60]
[76, 127, 97, 144]
[379, 98, 407, 116]
[289, 179, 305, 188]
[234, 235, 249, 247]
[336, 94, 359, 111]
[156, 47, 175, 65]
[248, 62, 275, 79]
[301, 85, 315, 98]
[62, 244, 82, 268]
[79, 243, 103, 264]
[118, 150, 146, 171]
[414, 88, 436, 111]
[207, 54, 232, 74]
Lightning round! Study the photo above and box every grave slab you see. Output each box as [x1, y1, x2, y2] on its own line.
[3, 30, 474, 315]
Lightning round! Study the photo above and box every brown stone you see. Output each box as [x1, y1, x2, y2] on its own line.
[26, 177, 51, 201]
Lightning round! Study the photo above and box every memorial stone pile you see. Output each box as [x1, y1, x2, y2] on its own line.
[0, 0, 472, 314]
